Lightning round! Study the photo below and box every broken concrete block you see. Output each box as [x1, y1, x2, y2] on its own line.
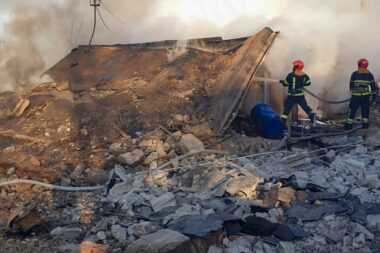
[126, 229, 190, 253]
[225, 237, 252, 253]
[207, 245, 223, 253]
[344, 159, 366, 170]
[281, 153, 312, 170]
[179, 134, 204, 153]
[367, 214, 380, 231]
[241, 164, 269, 180]
[163, 204, 201, 225]
[114, 164, 132, 182]
[118, 149, 144, 166]
[180, 168, 227, 192]
[352, 223, 374, 240]
[111, 224, 127, 242]
[277, 187, 296, 203]
[96, 231, 106, 240]
[363, 174, 380, 190]
[149, 192, 176, 213]
[169, 215, 223, 237]
[279, 242, 295, 253]
[50, 227, 82, 240]
[127, 222, 158, 237]
[226, 175, 264, 199]
[326, 150, 336, 162]
[292, 171, 308, 189]
[109, 182, 132, 197]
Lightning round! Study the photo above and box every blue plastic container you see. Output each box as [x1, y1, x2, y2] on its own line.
[250, 103, 285, 139]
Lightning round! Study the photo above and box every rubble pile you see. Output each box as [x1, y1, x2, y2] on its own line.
[1, 125, 380, 253]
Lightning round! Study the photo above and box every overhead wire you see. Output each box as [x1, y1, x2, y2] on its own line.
[96, 7, 110, 30]
[100, 0, 125, 24]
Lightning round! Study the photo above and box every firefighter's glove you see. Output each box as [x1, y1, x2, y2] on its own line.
[279, 80, 285, 85]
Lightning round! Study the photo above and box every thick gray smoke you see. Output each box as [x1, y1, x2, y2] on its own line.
[0, 0, 379, 107]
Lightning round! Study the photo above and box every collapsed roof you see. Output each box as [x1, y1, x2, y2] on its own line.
[47, 27, 279, 136]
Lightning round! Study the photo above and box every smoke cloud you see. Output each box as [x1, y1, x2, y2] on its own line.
[0, 0, 379, 113]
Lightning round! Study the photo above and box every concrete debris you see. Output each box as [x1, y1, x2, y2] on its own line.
[114, 164, 132, 182]
[277, 187, 296, 203]
[179, 134, 204, 153]
[149, 192, 177, 213]
[126, 229, 190, 253]
[169, 215, 223, 237]
[118, 149, 145, 166]
[127, 222, 158, 237]
[207, 245, 223, 253]
[279, 242, 295, 253]
[366, 214, 380, 231]
[225, 175, 264, 199]
[96, 231, 107, 240]
[281, 153, 312, 170]
[163, 204, 201, 225]
[225, 237, 252, 253]
[109, 182, 132, 197]
[50, 227, 83, 239]
[180, 167, 227, 192]
[111, 224, 127, 242]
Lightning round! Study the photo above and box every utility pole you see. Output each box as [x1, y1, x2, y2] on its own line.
[88, 0, 101, 49]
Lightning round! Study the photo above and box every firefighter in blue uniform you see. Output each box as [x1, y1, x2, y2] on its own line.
[345, 58, 377, 130]
[279, 60, 317, 127]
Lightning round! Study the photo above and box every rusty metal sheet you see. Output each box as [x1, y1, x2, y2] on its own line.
[208, 27, 279, 136]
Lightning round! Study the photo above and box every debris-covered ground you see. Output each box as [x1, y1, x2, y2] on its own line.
[2, 118, 380, 253]
[2, 37, 380, 252]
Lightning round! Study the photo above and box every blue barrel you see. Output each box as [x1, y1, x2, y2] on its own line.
[250, 103, 285, 139]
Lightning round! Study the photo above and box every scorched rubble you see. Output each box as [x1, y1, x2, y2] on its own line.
[2, 123, 380, 252]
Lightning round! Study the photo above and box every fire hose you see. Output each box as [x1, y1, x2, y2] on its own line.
[252, 77, 351, 104]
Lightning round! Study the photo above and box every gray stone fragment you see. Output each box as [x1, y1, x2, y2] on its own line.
[179, 134, 204, 153]
[50, 227, 82, 239]
[225, 237, 252, 253]
[352, 223, 374, 240]
[292, 171, 308, 189]
[207, 245, 223, 253]
[366, 214, 380, 231]
[345, 159, 366, 170]
[114, 164, 132, 181]
[163, 204, 201, 225]
[279, 242, 295, 253]
[118, 149, 144, 166]
[111, 224, 127, 242]
[149, 192, 176, 213]
[126, 229, 190, 253]
[169, 215, 223, 237]
[127, 222, 158, 237]
[109, 181, 133, 197]
[58, 243, 76, 253]
[96, 231, 107, 240]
